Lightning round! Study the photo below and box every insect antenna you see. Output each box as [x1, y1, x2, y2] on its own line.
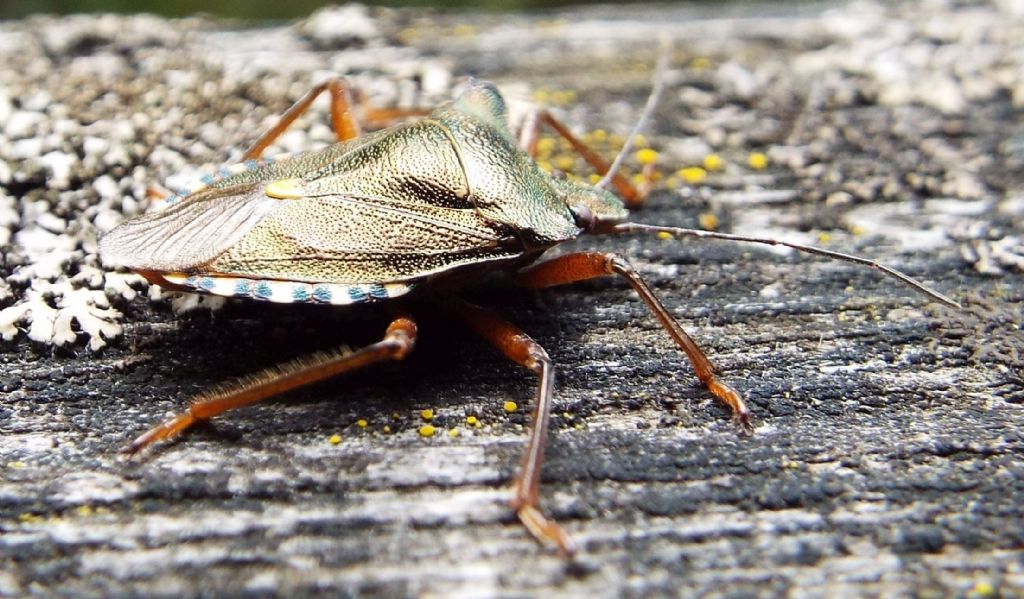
[612, 222, 960, 309]
[595, 40, 670, 193]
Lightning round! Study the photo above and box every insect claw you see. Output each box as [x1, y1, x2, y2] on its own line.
[517, 504, 577, 557]
[122, 414, 195, 456]
[734, 412, 755, 437]
[119, 437, 153, 460]
[123, 432, 152, 456]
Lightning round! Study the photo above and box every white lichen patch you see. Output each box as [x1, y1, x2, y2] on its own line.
[168, 293, 227, 315]
[0, 281, 122, 350]
[102, 272, 146, 302]
[961, 236, 1024, 274]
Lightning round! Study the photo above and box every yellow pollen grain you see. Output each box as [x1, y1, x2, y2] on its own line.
[678, 166, 707, 184]
[748, 152, 768, 170]
[466, 415, 479, 426]
[971, 581, 996, 597]
[691, 56, 712, 70]
[396, 28, 419, 44]
[591, 128, 608, 141]
[551, 90, 576, 105]
[703, 153, 724, 171]
[356, 419, 368, 428]
[448, 428, 460, 438]
[418, 424, 436, 438]
[657, 231, 672, 241]
[328, 434, 342, 445]
[383, 425, 392, 434]
[818, 232, 831, 243]
[503, 401, 518, 413]
[420, 409, 434, 421]
[851, 225, 866, 236]
[635, 148, 659, 166]
[536, 137, 557, 154]
[554, 155, 576, 171]
[532, 88, 551, 103]
[699, 212, 720, 231]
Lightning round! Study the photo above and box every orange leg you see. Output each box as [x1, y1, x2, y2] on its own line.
[516, 253, 751, 432]
[242, 81, 435, 161]
[125, 316, 417, 454]
[243, 79, 363, 160]
[519, 109, 646, 208]
[142, 184, 176, 211]
[449, 298, 575, 556]
[361, 105, 432, 124]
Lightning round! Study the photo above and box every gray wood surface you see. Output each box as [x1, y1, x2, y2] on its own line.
[1, 3, 1022, 597]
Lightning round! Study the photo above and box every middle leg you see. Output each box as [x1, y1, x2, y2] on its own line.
[243, 79, 363, 160]
[447, 297, 575, 556]
[243, 80, 434, 161]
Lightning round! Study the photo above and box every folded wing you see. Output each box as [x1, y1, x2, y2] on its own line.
[206, 193, 520, 284]
[99, 182, 520, 285]
[98, 183, 283, 272]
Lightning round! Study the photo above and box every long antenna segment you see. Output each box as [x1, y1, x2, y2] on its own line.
[613, 223, 960, 309]
[595, 39, 670, 192]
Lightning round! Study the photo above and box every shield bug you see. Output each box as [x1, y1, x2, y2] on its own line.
[99, 65, 958, 556]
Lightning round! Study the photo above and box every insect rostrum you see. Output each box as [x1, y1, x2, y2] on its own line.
[99, 77, 956, 556]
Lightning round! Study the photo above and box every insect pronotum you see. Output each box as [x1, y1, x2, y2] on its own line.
[99, 59, 958, 555]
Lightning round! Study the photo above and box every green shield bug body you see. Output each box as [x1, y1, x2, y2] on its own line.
[99, 74, 958, 555]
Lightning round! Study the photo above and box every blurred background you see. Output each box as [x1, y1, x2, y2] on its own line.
[0, 0, 689, 20]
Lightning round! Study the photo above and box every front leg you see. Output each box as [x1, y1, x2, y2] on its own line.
[516, 252, 751, 432]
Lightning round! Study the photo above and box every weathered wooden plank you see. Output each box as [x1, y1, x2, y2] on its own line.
[1, 3, 1022, 597]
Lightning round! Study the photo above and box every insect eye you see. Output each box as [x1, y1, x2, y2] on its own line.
[570, 204, 596, 231]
